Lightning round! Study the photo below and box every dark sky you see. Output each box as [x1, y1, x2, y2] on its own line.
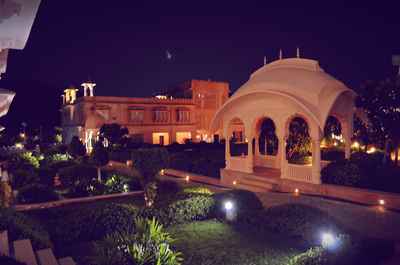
[0, 0, 399, 133]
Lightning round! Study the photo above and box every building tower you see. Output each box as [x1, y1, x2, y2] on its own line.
[81, 81, 96, 97]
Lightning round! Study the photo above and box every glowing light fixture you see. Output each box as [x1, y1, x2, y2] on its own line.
[354, 142, 359, 148]
[233, 180, 237, 185]
[186, 175, 189, 181]
[321, 233, 335, 248]
[367, 147, 376, 154]
[334, 142, 338, 146]
[15, 143, 22, 149]
[295, 188, 299, 193]
[225, 201, 233, 210]
[379, 199, 385, 206]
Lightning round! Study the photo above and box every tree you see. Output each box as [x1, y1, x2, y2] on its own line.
[68, 136, 86, 158]
[356, 76, 400, 164]
[99, 123, 129, 146]
[131, 148, 169, 207]
[89, 141, 109, 181]
[286, 117, 311, 160]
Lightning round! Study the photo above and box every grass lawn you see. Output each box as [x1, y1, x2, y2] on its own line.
[24, 194, 313, 265]
[166, 220, 312, 265]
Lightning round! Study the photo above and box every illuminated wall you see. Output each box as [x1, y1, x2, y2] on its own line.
[176, 132, 191, 143]
[152, 132, 169, 145]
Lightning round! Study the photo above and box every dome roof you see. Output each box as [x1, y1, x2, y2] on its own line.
[211, 57, 356, 130]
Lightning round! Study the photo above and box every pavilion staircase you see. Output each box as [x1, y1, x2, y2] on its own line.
[0, 230, 76, 265]
[235, 167, 280, 192]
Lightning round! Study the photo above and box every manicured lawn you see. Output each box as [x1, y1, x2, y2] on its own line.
[166, 220, 312, 265]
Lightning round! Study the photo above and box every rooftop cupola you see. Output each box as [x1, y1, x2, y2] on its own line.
[81, 80, 96, 97]
[63, 85, 78, 104]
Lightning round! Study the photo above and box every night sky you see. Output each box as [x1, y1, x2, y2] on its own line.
[0, 0, 399, 133]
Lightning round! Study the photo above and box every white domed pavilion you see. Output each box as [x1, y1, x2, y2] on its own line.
[210, 56, 356, 189]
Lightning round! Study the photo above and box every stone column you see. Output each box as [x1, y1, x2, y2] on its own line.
[279, 139, 287, 179]
[311, 140, 322, 184]
[246, 138, 254, 173]
[255, 136, 260, 155]
[89, 86, 94, 97]
[225, 134, 231, 169]
[83, 86, 87, 97]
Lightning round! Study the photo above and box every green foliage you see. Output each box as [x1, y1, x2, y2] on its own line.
[288, 154, 312, 165]
[34, 167, 56, 188]
[132, 148, 169, 206]
[0, 254, 27, 265]
[150, 195, 214, 226]
[356, 76, 400, 161]
[248, 203, 342, 244]
[51, 203, 142, 244]
[99, 123, 129, 146]
[17, 185, 58, 204]
[68, 136, 86, 158]
[323, 116, 342, 139]
[156, 179, 182, 195]
[104, 173, 130, 194]
[286, 117, 311, 161]
[182, 186, 213, 195]
[168, 152, 191, 172]
[87, 217, 182, 265]
[321, 151, 400, 193]
[211, 189, 263, 221]
[288, 234, 394, 265]
[0, 205, 53, 249]
[9, 170, 39, 189]
[258, 118, 278, 155]
[49, 153, 72, 164]
[58, 164, 100, 197]
[90, 142, 109, 167]
[6, 152, 40, 173]
[48, 160, 77, 173]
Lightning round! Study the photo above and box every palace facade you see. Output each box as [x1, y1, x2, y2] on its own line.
[60, 79, 229, 151]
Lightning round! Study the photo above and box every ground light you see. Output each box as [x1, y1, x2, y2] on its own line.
[224, 201, 236, 221]
[321, 233, 336, 248]
[186, 175, 189, 182]
[233, 180, 237, 185]
[295, 188, 299, 194]
[379, 199, 385, 206]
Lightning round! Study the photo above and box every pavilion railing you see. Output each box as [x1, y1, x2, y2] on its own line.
[286, 163, 313, 183]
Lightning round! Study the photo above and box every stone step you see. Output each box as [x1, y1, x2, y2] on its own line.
[244, 175, 279, 184]
[240, 178, 274, 190]
[236, 182, 271, 193]
[0, 230, 10, 256]
[58, 257, 76, 265]
[13, 239, 38, 265]
[36, 248, 58, 265]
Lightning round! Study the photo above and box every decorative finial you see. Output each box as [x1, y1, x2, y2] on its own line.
[264, 56, 266, 65]
[297, 47, 300, 58]
[279, 49, 282, 60]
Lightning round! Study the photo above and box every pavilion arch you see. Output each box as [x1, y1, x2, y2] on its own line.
[211, 56, 355, 188]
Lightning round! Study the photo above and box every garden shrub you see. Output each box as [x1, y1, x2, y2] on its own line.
[9, 170, 39, 190]
[321, 151, 400, 193]
[156, 179, 182, 195]
[50, 203, 141, 245]
[288, 234, 394, 265]
[211, 189, 264, 221]
[34, 167, 56, 188]
[125, 175, 142, 191]
[0, 254, 27, 265]
[0, 181, 10, 207]
[17, 185, 58, 204]
[0, 205, 53, 249]
[150, 195, 214, 226]
[58, 164, 106, 198]
[87, 217, 182, 265]
[192, 158, 215, 177]
[249, 203, 343, 244]
[182, 186, 213, 195]
[168, 152, 191, 172]
[104, 173, 130, 194]
[48, 160, 77, 173]
[6, 152, 40, 173]
[109, 149, 130, 162]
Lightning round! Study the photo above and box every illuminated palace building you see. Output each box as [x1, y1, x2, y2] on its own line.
[60, 80, 229, 150]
